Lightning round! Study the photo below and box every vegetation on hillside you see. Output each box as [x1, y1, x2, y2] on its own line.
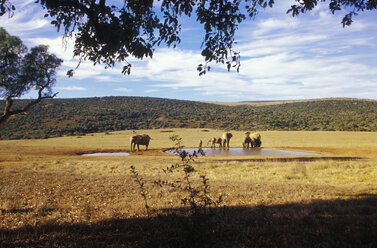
[1, 97, 377, 139]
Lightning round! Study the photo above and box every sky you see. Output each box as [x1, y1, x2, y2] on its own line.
[1, 0, 377, 102]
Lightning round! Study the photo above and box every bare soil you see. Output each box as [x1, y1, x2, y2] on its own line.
[1, 132, 377, 247]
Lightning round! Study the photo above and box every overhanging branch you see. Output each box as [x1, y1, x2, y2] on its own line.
[0, 91, 58, 128]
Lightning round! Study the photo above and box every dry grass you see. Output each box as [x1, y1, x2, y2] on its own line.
[1, 129, 377, 247]
[3, 128, 377, 154]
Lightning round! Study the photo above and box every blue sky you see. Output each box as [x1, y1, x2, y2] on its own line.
[1, 0, 377, 102]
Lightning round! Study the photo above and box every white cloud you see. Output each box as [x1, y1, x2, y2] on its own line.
[1, 0, 377, 101]
[28, 37, 74, 60]
[145, 89, 160, 93]
[56, 86, 86, 91]
[115, 88, 133, 93]
[252, 17, 299, 37]
[0, 2, 49, 35]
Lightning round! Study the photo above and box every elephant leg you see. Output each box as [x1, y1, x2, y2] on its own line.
[145, 144, 148, 151]
[137, 144, 140, 151]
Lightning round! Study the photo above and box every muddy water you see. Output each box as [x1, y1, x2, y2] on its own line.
[165, 147, 320, 156]
[82, 148, 319, 156]
[82, 152, 130, 156]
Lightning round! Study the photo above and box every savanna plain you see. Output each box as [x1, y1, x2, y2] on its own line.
[1, 129, 377, 247]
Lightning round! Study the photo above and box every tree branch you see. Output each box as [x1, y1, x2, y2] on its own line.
[0, 90, 58, 129]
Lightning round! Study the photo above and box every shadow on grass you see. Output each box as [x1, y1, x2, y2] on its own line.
[0, 208, 34, 214]
[1, 196, 376, 248]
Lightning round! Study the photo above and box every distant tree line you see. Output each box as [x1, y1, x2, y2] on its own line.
[1, 97, 377, 139]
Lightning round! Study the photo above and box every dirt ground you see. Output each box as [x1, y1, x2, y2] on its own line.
[1, 131, 377, 247]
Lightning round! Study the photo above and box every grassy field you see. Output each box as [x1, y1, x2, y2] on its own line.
[1, 129, 377, 247]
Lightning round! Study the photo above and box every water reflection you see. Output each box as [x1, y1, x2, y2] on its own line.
[82, 152, 130, 156]
[165, 148, 319, 156]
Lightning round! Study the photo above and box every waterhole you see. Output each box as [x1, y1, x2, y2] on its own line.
[81, 148, 319, 156]
[82, 152, 130, 156]
[165, 147, 320, 156]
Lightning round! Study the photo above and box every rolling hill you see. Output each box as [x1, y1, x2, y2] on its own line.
[1, 97, 377, 139]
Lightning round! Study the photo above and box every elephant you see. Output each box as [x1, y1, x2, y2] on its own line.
[130, 134, 151, 151]
[243, 132, 262, 148]
[250, 132, 262, 148]
[242, 133, 252, 149]
[207, 137, 223, 148]
[222, 132, 233, 149]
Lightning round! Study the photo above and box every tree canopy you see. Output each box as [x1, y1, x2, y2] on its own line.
[1, 0, 376, 75]
[0, 27, 63, 128]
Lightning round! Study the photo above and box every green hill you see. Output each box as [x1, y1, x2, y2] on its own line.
[1, 97, 377, 139]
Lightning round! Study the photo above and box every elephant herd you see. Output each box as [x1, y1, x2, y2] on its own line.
[207, 132, 233, 148]
[130, 132, 262, 152]
[207, 132, 262, 149]
[242, 132, 262, 149]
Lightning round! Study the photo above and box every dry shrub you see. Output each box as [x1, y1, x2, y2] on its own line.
[1, 184, 23, 211]
[286, 164, 308, 179]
